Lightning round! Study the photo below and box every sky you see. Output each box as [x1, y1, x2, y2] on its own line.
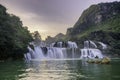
[0, 0, 119, 40]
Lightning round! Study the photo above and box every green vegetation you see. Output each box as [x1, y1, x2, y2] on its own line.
[45, 33, 66, 44]
[31, 31, 42, 46]
[75, 5, 99, 25]
[44, 2, 120, 56]
[0, 5, 33, 60]
[66, 1, 120, 55]
[70, 15, 120, 54]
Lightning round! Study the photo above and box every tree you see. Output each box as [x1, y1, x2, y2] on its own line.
[32, 31, 42, 45]
[0, 5, 33, 60]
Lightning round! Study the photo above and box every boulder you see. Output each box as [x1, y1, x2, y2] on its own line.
[101, 57, 111, 64]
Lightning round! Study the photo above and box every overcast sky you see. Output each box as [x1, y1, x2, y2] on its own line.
[0, 0, 119, 40]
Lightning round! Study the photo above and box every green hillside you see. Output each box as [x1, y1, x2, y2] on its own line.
[66, 1, 120, 55]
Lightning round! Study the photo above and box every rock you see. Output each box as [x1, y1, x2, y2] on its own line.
[87, 59, 101, 64]
[101, 57, 111, 64]
[86, 59, 95, 63]
[86, 57, 111, 64]
[94, 59, 101, 64]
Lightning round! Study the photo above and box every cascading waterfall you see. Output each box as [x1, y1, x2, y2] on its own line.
[50, 41, 78, 48]
[80, 40, 104, 59]
[67, 41, 78, 48]
[84, 40, 97, 48]
[25, 40, 107, 61]
[80, 49, 103, 59]
[47, 47, 64, 59]
[24, 41, 79, 61]
[98, 42, 107, 49]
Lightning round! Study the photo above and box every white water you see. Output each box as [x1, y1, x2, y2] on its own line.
[50, 41, 78, 48]
[80, 49, 103, 59]
[84, 40, 97, 48]
[25, 41, 106, 61]
[98, 42, 107, 49]
[67, 41, 78, 48]
[25, 47, 79, 61]
[80, 40, 104, 59]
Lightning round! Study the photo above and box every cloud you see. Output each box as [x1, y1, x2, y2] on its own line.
[0, 0, 119, 40]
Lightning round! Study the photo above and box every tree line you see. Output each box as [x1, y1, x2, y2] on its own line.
[0, 4, 34, 60]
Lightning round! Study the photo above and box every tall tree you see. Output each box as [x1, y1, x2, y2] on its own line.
[0, 4, 33, 60]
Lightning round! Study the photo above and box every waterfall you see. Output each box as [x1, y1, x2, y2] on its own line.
[25, 47, 80, 61]
[25, 41, 79, 61]
[89, 41, 97, 48]
[84, 40, 97, 48]
[25, 40, 106, 61]
[47, 47, 64, 59]
[50, 41, 78, 48]
[80, 49, 103, 59]
[98, 42, 107, 49]
[80, 40, 103, 59]
[67, 41, 78, 48]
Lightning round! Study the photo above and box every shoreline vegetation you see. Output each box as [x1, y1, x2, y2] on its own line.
[0, 4, 33, 61]
[0, 1, 120, 61]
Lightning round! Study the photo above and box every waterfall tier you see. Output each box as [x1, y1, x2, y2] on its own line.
[80, 40, 104, 59]
[50, 41, 78, 48]
[25, 41, 107, 61]
[24, 46, 80, 61]
[80, 49, 103, 59]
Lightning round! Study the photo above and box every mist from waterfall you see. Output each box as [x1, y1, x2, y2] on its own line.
[24, 40, 107, 61]
[24, 41, 79, 61]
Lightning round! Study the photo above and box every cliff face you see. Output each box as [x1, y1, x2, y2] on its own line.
[66, 1, 120, 55]
[45, 2, 120, 55]
[67, 1, 120, 36]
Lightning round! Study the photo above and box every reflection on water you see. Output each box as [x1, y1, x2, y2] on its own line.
[0, 59, 120, 80]
[20, 59, 120, 80]
[20, 59, 82, 80]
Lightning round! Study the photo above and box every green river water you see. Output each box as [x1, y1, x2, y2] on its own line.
[0, 59, 120, 80]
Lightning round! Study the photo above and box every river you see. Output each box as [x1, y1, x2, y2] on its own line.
[0, 59, 120, 80]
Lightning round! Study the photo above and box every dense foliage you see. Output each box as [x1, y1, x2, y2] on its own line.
[66, 1, 120, 55]
[0, 5, 33, 60]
